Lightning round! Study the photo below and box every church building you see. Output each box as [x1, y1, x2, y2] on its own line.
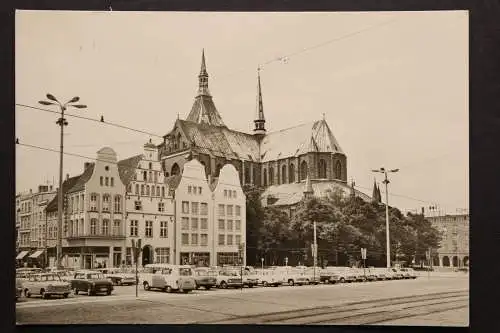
[158, 50, 369, 206]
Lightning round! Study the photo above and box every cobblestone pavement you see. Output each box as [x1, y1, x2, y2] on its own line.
[16, 276, 468, 326]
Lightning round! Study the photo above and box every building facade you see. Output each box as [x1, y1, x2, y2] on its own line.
[118, 141, 175, 267]
[427, 214, 469, 268]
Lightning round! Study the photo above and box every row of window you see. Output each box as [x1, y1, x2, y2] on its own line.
[261, 160, 343, 186]
[218, 219, 242, 231]
[181, 233, 209, 246]
[65, 218, 123, 237]
[88, 194, 123, 213]
[135, 169, 160, 183]
[223, 189, 237, 198]
[129, 220, 169, 238]
[181, 201, 209, 215]
[131, 183, 166, 197]
[181, 217, 209, 231]
[99, 176, 115, 187]
[218, 234, 242, 246]
[20, 202, 32, 214]
[187, 186, 203, 195]
[133, 200, 168, 212]
[217, 204, 242, 217]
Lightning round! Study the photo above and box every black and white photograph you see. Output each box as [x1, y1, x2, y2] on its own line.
[15, 10, 469, 326]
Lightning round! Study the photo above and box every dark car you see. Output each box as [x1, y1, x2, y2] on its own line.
[70, 270, 114, 296]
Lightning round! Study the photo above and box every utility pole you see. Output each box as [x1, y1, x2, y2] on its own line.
[313, 221, 317, 283]
[372, 167, 399, 268]
[131, 239, 142, 298]
[39, 94, 86, 269]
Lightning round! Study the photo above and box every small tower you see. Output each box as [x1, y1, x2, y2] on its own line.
[144, 138, 158, 161]
[303, 175, 314, 199]
[198, 49, 210, 96]
[253, 69, 266, 139]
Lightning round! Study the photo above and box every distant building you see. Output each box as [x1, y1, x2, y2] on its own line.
[427, 214, 469, 268]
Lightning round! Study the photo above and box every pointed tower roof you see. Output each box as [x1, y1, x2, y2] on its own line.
[253, 69, 266, 137]
[371, 179, 378, 203]
[186, 50, 225, 127]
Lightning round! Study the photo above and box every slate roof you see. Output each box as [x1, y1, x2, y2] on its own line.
[67, 163, 95, 194]
[177, 120, 261, 161]
[260, 179, 371, 207]
[260, 119, 344, 162]
[45, 175, 82, 212]
[186, 95, 225, 127]
[118, 154, 143, 186]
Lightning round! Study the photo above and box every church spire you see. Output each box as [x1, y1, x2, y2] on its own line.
[198, 49, 210, 96]
[253, 68, 266, 137]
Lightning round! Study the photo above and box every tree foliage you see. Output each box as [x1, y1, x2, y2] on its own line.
[250, 187, 443, 267]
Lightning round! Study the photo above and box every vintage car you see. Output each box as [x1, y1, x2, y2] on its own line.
[97, 268, 137, 286]
[400, 268, 418, 279]
[70, 270, 114, 296]
[193, 268, 218, 290]
[16, 268, 43, 280]
[141, 264, 196, 293]
[214, 269, 244, 289]
[16, 278, 23, 301]
[22, 273, 71, 299]
[49, 270, 74, 282]
[319, 267, 341, 284]
[389, 268, 405, 279]
[222, 268, 259, 288]
[370, 267, 389, 281]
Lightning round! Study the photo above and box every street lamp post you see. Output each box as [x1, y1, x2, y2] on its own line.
[38, 94, 87, 269]
[372, 167, 399, 268]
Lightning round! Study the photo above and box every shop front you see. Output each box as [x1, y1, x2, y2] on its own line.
[180, 252, 210, 267]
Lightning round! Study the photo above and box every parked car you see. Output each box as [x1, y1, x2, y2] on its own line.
[16, 278, 23, 301]
[255, 269, 284, 287]
[214, 269, 244, 289]
[98, 268, 137, 286]
[70, 270, 114, 296]
[16, 268, 43, 281]
[400, 268, 418, 279]
[23, 273, 71, 299]
[49, 270, 73, 282]
[334, 267, 358, 283]
[193, 268, 217, 290]
[141, 264, 196, 293]
[370, 267, 389, 281]
[319, 267, 341, 284]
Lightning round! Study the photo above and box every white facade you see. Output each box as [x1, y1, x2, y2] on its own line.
[64, 147, 127, 269]
[173, 159, 246, 267]
[124, 142, 175, 267]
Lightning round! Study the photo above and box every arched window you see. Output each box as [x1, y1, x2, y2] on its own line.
[143, 171, 147, 181]
[245, 166, 250, 184]
[269, 167, 274, 185]
[148, 171, 152, 182]
[162, 186, 165, 197]
[149, 162, 152, 170]
[300, 161, 308, 181]
[151, 186, 155, 196]
[171, 163, 180, 176]
[141, 185, 145, 195]
[114, 195, 122, 212]
[127, 184, 132, 193]
[289, 164, 295, 183]
[176, 134, 181, 150]
[335, 161, 342, 180]
[452, 256, 459, 267]
[442, 256, 450, 267]
[263, 169, 267, 186]
[253, 166, 259, 185]
[156, 186, 160, 196]
[318, 159, 327, 179]
[146, 185, 150, 196]
[463, 256, 469, 266]
[281, 165, 287, 184]
[135, 184, 139, 195]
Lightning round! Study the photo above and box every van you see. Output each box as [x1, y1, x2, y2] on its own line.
[141, 264, 196, 293]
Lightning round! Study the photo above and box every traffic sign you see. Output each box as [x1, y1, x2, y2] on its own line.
[361, 248, 367, 260]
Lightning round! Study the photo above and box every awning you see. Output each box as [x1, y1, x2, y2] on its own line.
[28, 250, 44, 259]
[16, 251, 29, 260]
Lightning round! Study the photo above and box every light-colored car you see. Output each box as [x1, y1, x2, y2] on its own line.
[23, 273, 71, 299]
[255, 269, 284, 287]
[16, 268, 43, 281]
[370, 267, 389, 281]
[141, 264, 196, 293]
[400, 268, 418, 279]
[214, 269, 244, 289]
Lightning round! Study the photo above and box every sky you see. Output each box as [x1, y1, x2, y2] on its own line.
[15, 10, 468, 216]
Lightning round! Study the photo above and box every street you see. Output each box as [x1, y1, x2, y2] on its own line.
[16, 275, 468, 326]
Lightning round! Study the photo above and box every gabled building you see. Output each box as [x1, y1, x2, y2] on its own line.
[117, 140, 174, 267]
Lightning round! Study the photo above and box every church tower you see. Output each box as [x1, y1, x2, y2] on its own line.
[253, 69, 266, 139]
[186, 49, 225, 127]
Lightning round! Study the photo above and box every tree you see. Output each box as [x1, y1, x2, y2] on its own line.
[243, 184, 265, 265]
